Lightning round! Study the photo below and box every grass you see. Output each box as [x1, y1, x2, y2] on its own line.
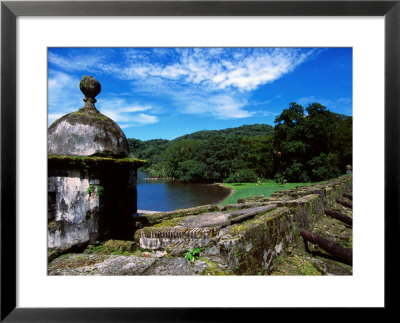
[220, 180, 310, 205]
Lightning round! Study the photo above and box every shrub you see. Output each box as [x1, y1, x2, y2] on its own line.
[224, 168, 258, 183]
[307, 153, 340, 181]
[283, 161, 310, 182]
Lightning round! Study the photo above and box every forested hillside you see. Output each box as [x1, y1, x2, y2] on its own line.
[128, 103, 352, 183]
[175, 124, 274, 141]
[128, 124, 274, 183]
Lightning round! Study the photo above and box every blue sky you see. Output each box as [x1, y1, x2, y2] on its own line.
[48, 47, 352, 140]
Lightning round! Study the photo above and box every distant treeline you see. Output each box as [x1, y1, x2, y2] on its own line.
[128, 103, 352, 183]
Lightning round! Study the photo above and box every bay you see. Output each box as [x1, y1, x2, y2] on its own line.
[137, 171, 231, 212]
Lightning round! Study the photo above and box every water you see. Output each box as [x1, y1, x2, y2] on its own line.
[137, 171, 231, 212]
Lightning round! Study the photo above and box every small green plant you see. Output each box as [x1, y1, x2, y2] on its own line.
[274, 173, 287, 186]
[87, 185, 95, 195]
[185, 247, 204, 262]
[84, 244, 105, 254]
[96, 185, 104, 196]
[87, 185, 104, 196]
[342, 236, 353, 248]
[110, 249, 124, 255]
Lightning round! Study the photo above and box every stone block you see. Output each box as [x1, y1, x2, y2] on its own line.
[215, 207, 298, 275]
[284, 194, 324, 230]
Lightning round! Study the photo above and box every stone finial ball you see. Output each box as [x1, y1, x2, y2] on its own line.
[80, 75, 101, 99]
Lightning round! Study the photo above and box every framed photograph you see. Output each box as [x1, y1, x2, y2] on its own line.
[1, 0, 398, 321]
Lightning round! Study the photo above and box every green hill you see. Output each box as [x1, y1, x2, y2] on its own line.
[174, 124, 274, 141]
[128, 123, 274, 161]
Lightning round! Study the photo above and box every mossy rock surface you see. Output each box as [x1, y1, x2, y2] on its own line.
[270, 249, 323, 275]
[48, 254, 157, 276]
[143, 205, 220, 225]
[84, 240, 137, 255]
[48, 155, 146, 172]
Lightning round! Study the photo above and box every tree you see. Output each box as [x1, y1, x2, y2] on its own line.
[175, 160, 208, 183]
[273, 102, 352, 182]
[163, 140, 202, 178]
[273, 102, 308, 180]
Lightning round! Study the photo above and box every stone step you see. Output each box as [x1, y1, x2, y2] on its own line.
[137, 204, 277, 250]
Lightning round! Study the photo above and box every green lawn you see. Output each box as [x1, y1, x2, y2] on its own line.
[220, 181, 310, 205]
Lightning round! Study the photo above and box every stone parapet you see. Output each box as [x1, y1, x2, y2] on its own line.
[134, 175, 352, 275]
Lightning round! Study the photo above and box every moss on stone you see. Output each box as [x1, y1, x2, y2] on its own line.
[143, 205, 220, 226]
[83, 240, 137, 255]
[48, 249, 63, 263]
[71, 111, 108, 123]
[151, 217, 185, 228]
[228, 208, 281, 236]
[48, 155, 146, 172]
[48, 220, 58, 230]
[199, 257, 232, 275]
[271, 251, 322, 275]
[49, 253, 109, 270]
[223, 207, 299, 275]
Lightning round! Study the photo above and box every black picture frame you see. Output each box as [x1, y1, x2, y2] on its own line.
[1, 0, 398, 321]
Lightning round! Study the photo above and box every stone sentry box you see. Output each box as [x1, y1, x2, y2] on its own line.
[48, 76, 146, 251]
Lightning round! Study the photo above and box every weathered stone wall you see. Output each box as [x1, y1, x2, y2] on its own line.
[270, 176, 352, 208]
[48, 160, 141, 251]
[215, 195, 324, 274]
[48, 171, 100, 250]
[135, 175, 352, 275]
[215, 207, 296, 274]
[216, 176, 351, 274]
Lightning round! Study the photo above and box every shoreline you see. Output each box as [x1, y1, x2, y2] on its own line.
[137, 210, 161, 215]
[214, 183, 235, 202]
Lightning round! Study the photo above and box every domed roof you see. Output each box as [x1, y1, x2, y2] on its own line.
[48, 76, 130, 158]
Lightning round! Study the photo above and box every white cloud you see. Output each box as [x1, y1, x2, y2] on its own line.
[180, 93, 254, 120]
[47, 70, 82, 123]
[112, 114, 159, 128]
[120, 106, 150, 113]
[48, 70, 78, 92]
[98, 99, 158, 126]
[48, 51, 105, 73]
[53, 48, 317, 94]
[132, 113, 158, 125]
[48, 48, 318, 94]
[117, 48, 318, 92]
